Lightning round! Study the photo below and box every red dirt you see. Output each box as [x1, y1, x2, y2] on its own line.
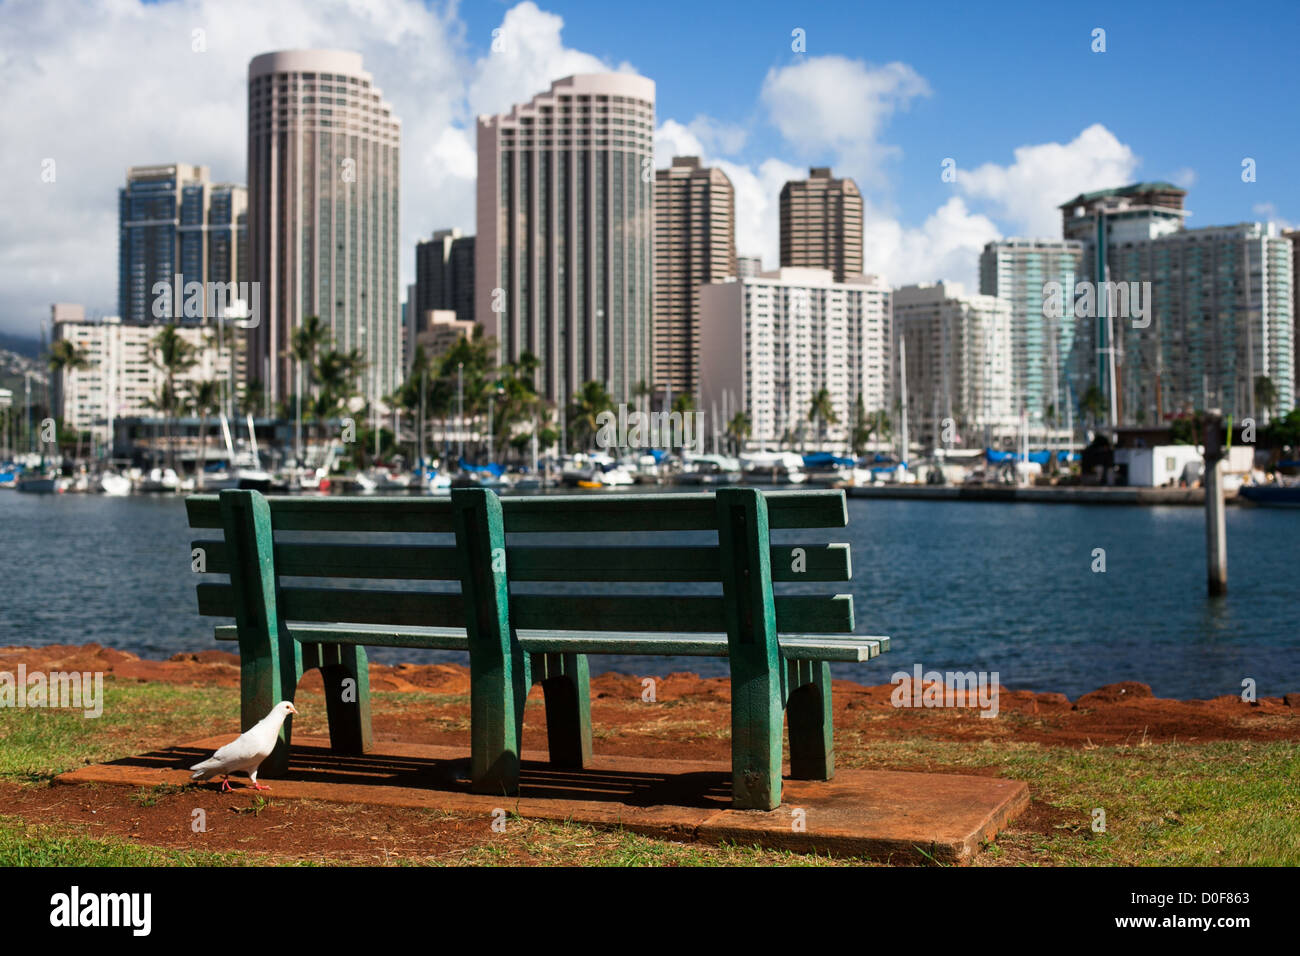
[2, 643, 1295, 751]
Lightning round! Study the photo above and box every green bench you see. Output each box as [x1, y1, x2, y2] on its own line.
[186, 486, 889, 810]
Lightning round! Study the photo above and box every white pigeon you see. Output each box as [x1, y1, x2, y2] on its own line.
[190, 701, 298, 792]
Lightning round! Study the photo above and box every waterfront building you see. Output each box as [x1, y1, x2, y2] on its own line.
[893, 282, 1016, 447]
[52, 305, 243, 444]
[699, 267, 891, 451]
[247, 49, 402, 405]
[779, 167, 864, 282]
[476, 73, 655, 406]
[653, 156, 736, 400]
[979, 238, 1083, 427]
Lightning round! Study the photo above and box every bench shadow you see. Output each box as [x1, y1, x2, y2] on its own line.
[99, 744, 733, 810]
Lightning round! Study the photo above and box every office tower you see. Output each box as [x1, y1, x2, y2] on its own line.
[779, 167, 863, 282]
[247, 49, 402, 405]
[118, 164, 247, 323]
[1105, 222, 1294, 422]
[416, 310, 477, 362]
[477, 73, 655, 406]
[893, 282, 1015, 447]
[1058, 182, 1187, 419]
[653, 156, 736, 399]
[699, 268, 891, 450]
[415, 229, 475, 330]
[979, 238, 1083, 427]
[736, 255, 762, 278]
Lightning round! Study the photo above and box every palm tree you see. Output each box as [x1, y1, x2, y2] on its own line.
[1254, 375, 1278, 420]
[47, 338, 89, 461]
[726, 411, 751, 455]
[1079, 385, 1106, 432]
[632, 380, 653, 413]
[851, 395, 876, 457]
[672, 392, 696, 415]
[188, 379, 222, 489]
[808, 387, 838, 451]
[286, 315, 328, 463]
[151, 324, 196, 472]
[566, 380, 614, 450]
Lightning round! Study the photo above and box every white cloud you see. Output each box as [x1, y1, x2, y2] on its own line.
[1252, 202, 1296, 231]
[760, 56, 929, 187]
[957, 123, 1140, 238]
[864, 197, 1001, 290]
[0, 0, 624, 336]
[1170, 167, 1197, 189]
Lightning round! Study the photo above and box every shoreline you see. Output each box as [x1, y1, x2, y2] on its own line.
[3, 643, 1295, 748]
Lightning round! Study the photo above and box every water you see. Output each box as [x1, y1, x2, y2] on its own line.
[1, 490, 1296, 698]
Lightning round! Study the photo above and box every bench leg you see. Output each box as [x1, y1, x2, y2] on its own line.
[786, 660, 834, 781]
[318, 644, 373, 755]
[535, 652, 592, 768]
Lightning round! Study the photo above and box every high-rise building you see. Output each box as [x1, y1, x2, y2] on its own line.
[118, 164, 247, 323]
[653, 156, 735, 400]
[247, 50, 402, 405]
[699, 268, 891, 451]
[979, 238, 1083, 426]
[893, 282, 1016, 447]
[414, 228, 475, 330]
[477, 74, 655, 406]
[1285, 229, 1300, 410]
[53, 306, 243, 444]
[1102, 222, 1294, 423]
[779, 167, 863, 282]
[1059, 182, 1187, 416]
[736, 255, 762, 278]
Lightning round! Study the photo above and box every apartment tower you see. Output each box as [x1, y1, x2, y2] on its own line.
[247, 49, 402, 404]
[476, 73, 655, 406]
[779, 167, 863, 282]
[653, 156, 736, 400]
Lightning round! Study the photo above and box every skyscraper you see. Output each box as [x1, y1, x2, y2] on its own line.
[414, 228, 475, 331]
[653, 156, 736, 400]
[779, 167, 863, 282]
[118, 164, 247, 323]
[247, 50, 402, 404]
[1058, 182, 1187, 418]
[477, 73, 655, 405]
[979, 238, 1083, 426]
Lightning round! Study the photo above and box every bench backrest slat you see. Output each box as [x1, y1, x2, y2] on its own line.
[189, 488, 853, 635]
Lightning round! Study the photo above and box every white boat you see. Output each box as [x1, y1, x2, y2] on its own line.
[99, 472, 132, 496]
[740, 451, 807, 485]
[137, 467, 181, 493]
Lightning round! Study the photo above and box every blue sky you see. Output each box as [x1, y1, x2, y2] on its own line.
[1, 0, 1296, 336]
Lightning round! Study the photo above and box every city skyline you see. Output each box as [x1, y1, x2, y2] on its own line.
[4, 0, 1296, 337]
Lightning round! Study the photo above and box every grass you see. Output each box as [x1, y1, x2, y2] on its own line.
[0, 814, 256, 866]
[1, 678, 1295, 866]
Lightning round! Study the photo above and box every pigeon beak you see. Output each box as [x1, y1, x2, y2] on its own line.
[287, 704, 298, 715]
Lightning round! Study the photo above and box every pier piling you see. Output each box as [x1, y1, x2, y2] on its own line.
[1203, 413, 1227, 597]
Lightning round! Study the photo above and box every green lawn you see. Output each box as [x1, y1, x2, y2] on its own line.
[1, 679, 1294, 866]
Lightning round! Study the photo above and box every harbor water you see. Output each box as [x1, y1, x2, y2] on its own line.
[0, 490, 1295, 699]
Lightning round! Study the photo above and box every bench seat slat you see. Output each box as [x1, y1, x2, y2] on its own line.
[211, 624, 886, 662]
[187, 495, 456, 532]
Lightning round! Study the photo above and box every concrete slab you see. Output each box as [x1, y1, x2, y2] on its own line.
[56, 736, 1029, 863]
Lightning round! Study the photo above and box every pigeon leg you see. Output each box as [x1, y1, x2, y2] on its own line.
[220, 776, 234, 793]
[248, 771, 271, 792]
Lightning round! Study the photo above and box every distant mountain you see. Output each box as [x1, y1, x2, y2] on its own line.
[0, 332, 40, 358]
